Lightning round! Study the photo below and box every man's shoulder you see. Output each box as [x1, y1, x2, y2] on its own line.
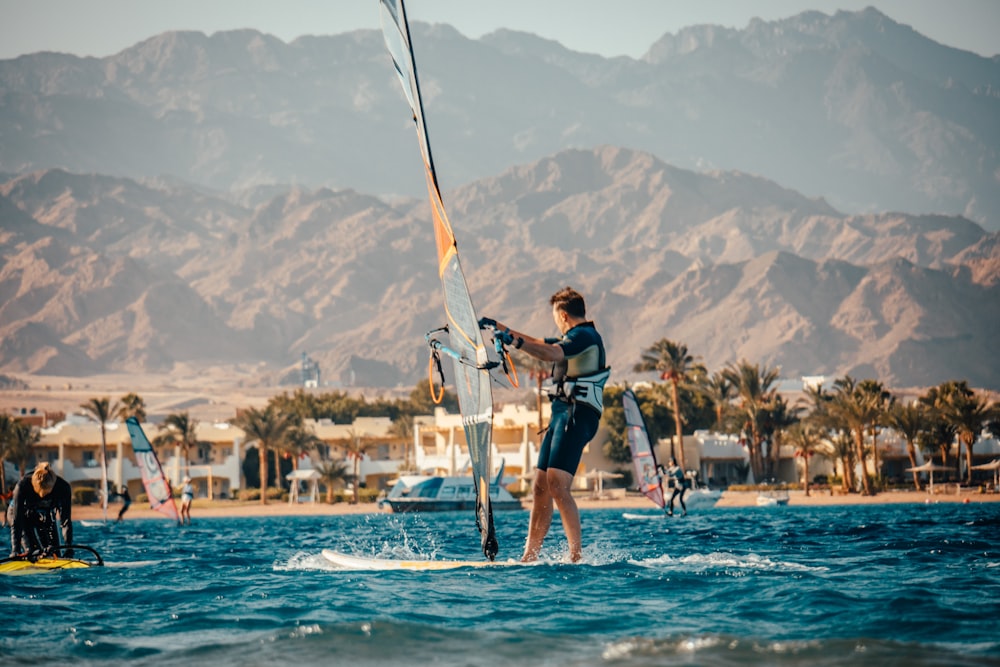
[567, 322, 603, 342]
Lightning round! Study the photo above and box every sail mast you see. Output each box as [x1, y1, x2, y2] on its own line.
[379, 0, 499, 560]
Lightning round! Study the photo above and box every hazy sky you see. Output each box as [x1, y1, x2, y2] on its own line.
[1, 0, 998, 61]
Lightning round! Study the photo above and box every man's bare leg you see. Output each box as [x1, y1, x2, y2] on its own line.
[545, 468, 582, 562]
[521, 474, 553, 562]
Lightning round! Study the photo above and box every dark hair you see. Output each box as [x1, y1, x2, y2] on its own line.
[550, 286, 586, 319]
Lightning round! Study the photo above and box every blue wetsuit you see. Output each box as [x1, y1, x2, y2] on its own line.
[537, 322, 609, 474]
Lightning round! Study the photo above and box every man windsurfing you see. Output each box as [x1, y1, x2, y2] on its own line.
[482, 286, 609, 562]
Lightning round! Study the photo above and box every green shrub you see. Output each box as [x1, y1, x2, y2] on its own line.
[236, 487, 288, 502]
[73, 487, 97, 505]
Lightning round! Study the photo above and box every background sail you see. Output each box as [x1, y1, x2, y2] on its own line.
[623, 389, 666, 510]
[100, 439, 109, 522]
[379, 0, 497, 560]
[125, 417, 181, 522]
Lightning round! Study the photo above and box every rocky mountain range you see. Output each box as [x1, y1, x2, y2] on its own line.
[0, 8, 998, 229]
[1, 146, 997, 390]
[1, 8, 998, 392]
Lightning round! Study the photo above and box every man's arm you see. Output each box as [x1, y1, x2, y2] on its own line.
[492, 321, 565, 363]
[9, 482, 34, 556]
[58, 482, 73, 554]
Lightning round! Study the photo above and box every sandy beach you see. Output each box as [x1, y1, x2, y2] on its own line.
[72, 488, 1000, 522]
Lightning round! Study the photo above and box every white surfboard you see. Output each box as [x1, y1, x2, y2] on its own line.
[622, 512, 668, 520]
[321, 549, 530, 571]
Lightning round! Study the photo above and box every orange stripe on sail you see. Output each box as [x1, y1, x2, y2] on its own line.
[423, 166, 456, 265]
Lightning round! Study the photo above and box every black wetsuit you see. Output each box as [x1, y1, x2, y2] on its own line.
[538, 322, 609, 474]
[117, 488, 131, 522]
[8, 473, 73, 558]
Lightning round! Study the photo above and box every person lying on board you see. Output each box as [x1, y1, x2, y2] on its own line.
[7, 462, 74, 559]
[483, 286, 609, 563]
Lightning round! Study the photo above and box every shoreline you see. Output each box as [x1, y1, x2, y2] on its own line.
[73, 488, 1000, 521]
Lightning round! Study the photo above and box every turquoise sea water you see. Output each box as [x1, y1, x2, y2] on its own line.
[4, 502, 999, 666]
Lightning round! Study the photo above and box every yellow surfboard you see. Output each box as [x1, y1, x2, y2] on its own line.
[0, 557, 94, 574]
[322, 549, 530, 571]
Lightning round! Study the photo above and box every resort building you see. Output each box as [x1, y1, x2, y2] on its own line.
[4, 404, 999, 502]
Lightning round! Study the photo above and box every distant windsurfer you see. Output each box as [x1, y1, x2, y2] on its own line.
[662, 458, 688, 516]
[483, 286, 609, 562]
[180, 476, 193, 524]
[116, 485, 131, 522]
[7, 462, 73, 559]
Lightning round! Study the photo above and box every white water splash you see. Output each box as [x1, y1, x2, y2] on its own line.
[634, 551, 828, 572]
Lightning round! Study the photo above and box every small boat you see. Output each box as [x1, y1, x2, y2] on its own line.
[686, 483, 723, 508]
[380, 474, 523, 513]
[756, 487, 790, 506]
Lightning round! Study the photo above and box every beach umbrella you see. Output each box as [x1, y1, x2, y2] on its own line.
[584, 469, 624, 497]
[970, 458, 1000, 488]
[905, 461, 952, 493]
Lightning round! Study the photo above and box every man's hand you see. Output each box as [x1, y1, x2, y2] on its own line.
[494, 329, 515, 346]
[478, 316, 497, 329]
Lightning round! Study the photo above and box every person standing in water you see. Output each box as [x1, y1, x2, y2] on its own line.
[663, 458, 688, 517]
[180, 476, 194, 524]
[116, 485, 131, 522]
[483, 286, 609, 563]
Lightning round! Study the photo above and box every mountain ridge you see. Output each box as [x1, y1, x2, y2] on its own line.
[1, 8, 998, 228]
[1, 146, 997, 389]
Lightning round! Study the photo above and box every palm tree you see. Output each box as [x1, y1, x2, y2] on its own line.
[760, 394, 798, 481]
[232, 406, 295, 504]
[634, 338, 704, 472]
[919, 384, 959, 471]
[722, 360, 780, 482]
[935, 381, 993, 484]
[281, 425, 323, 474]
[828, 429, 856, 493]
[702, 371, 734, 431]
[315, 460, 351, 504]
[829, 377, 876, 495]
[786, 421, 829, 496]
[155, 412, 201, 479]
[344, 428, 370, 504]
[80, 396, 121, 520]
[857, 379, 893, 485]
[887, 401, 930, 490]
[117, 393, 147, 423]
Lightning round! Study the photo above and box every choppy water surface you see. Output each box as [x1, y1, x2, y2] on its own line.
[3, 502, 999, 666]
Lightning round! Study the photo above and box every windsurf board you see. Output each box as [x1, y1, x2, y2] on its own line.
[0, 557, 95, 574]
[322, 549, 529, 571]
[622, 512, 668, 520]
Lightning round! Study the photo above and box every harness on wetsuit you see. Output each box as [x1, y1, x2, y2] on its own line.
[543, 328, 611, 429]
[548, 367, 612, 416]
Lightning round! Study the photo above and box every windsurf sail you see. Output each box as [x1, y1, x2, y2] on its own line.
[100, 437, 109, 522]
[379, 0, 504, 560]
[125, 417, 181, 523]
[623, 389, 666, 511]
